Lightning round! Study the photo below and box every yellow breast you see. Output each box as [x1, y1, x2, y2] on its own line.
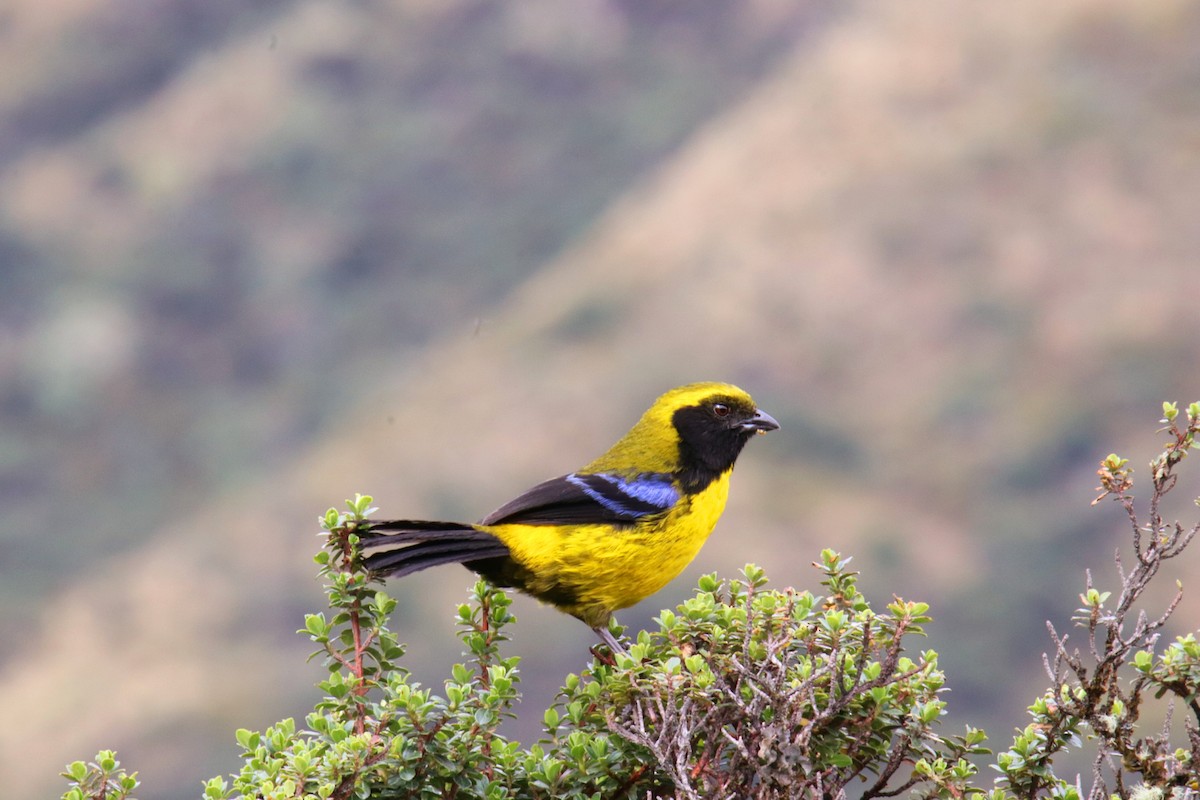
[488, 473, 732, 628]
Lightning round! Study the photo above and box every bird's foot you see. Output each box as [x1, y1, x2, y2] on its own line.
[592, 625, 629, 660]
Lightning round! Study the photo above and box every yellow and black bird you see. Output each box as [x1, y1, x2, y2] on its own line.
[361, 382, 778, 651]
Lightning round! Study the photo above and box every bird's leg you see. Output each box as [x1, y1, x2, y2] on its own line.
[593, 624, 629, 655]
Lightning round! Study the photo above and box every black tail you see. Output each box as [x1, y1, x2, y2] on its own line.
[360, 520, 511, 579]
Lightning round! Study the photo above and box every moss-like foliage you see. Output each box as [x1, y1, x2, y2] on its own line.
[63, 402, 1200, 799]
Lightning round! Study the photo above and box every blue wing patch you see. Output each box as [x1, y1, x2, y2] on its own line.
[565, 473, 679, 519]
[480, 472, 681, 526]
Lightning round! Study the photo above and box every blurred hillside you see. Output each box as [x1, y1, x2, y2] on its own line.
[1, 0, 816, 607]
[5, 0, 1200, 797]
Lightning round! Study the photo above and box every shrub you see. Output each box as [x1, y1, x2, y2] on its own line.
[987, 403, 1200, 800]
[62, 402, 1200, 799]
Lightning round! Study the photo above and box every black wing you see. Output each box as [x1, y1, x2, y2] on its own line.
[481, 472, 680, 526]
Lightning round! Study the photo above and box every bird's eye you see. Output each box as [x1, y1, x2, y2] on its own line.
[712, 403, 730, 418]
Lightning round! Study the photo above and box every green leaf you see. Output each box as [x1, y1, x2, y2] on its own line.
[304, 613, 329, 638]
[323, 508, 340, 529]
[235, 728, 260, 750]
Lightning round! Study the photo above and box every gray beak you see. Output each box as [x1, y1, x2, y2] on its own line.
[740, 408, 780, 433]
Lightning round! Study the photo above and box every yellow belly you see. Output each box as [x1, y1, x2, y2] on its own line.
[486, 473, 731, 628]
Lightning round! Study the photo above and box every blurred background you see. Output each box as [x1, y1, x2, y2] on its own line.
[4, 0, 1200, 796]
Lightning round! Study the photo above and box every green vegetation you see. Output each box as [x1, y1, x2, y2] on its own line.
[12, 2, 1200, 795]
[62, 405, 1200, 799]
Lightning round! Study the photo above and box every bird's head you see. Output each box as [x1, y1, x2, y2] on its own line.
[588, 382, 778, 488]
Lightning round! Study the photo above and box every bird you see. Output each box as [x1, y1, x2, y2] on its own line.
[360, 382, 779, 652]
